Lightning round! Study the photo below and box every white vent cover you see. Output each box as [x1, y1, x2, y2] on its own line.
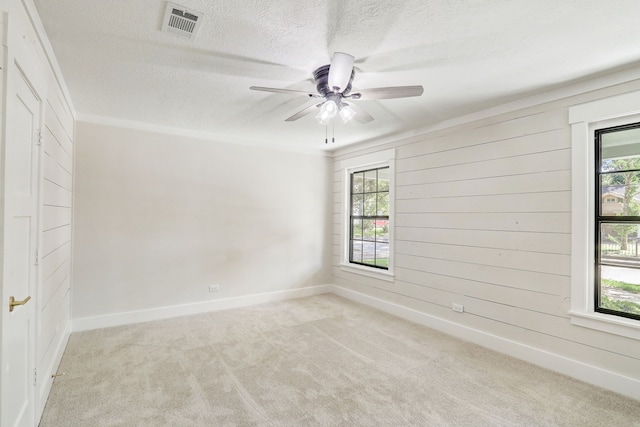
[161, 2, 203, 39]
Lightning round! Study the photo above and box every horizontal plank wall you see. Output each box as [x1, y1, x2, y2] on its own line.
[332, 81, 640, 400]
[38, 87, 73, 411]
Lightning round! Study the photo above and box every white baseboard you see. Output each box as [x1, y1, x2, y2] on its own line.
[70, 283, 639, 401]
[72, 285, 332, 332]
[332, 285, 640, 402]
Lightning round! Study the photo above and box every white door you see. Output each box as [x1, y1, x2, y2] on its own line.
[1, 70, 41, 427]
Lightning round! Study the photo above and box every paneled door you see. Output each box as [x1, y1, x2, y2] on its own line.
[1, 69, 41, 427]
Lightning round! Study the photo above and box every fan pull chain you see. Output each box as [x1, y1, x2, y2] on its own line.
[325, 124, 328, 144]
[332, 120, 335, 143]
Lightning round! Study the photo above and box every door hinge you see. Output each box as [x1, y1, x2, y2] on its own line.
[34, 249, 39, 266]
[34, 368, 37, 385]
[37, 129, 44, 146]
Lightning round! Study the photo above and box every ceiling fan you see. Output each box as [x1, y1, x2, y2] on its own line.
[250, 52, 424, 124]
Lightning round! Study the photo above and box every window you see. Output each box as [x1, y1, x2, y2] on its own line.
[569, 91, 640, 339]
[340, 149, 395, 281]
[595, 123, 640, 321]
[349, 167, 390, 269]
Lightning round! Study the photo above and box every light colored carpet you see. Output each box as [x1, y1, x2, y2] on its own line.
[40, 294, 640, 426]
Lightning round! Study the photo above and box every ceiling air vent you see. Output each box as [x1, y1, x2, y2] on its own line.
[161, 2, 203, 39]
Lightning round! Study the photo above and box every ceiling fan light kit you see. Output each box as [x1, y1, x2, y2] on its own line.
[316, 100, 338, 124]
[339, 103, 356, 123]
[250, 51, 424, 131]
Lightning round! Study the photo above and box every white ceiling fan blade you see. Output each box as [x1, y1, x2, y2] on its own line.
[346, 103, 374, 123]
[327, 52, 354, 93]
[250, 86, 317, 97]
[285, 103, 322, 122]
[351, 85, 424, 100]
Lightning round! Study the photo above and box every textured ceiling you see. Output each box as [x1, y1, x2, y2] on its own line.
[33, 0, 640, 151]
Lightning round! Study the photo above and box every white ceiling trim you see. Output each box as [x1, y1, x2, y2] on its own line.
[334, 64, 640, 157]
[79, 60, 640, 160]
[76, 113, 332, 157]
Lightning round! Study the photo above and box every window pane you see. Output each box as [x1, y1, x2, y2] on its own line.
[377, 192, 389, 216]
[362, 219, 376, 241]
[350, 240, 363, 263]
[364, 194, 377, 216]
[601, 127, 640, 172]
[600, 223, 640, 263]
[600, 173, 640, 216]
[362, 241, 376, 265]
[375, 220, 389, 242]
[599, 265, 640, 317]
[364, 170, 377, 192]
[351, 219, 363, 240]
[376, 243, 390, 268]
[352, 194, 364, 216]
[378, 167, 390, 191]
[599, 223, 640, 316]
[352, 172, 364, 193]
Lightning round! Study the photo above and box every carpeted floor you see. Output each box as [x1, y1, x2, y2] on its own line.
[40, 294, 640, 426]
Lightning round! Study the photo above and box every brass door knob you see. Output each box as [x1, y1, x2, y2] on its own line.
[9, 295, 31, 312]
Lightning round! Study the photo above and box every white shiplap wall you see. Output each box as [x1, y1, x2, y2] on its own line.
[332, 84, 640, 398]
[37, 87, 73, 410]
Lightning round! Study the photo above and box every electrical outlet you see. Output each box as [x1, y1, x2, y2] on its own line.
[452, 303, 464, 313]
[209, 284, 220, 293]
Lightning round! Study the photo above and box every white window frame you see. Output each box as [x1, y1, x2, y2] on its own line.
[569, 90, 640, 340]
[339, 149, 395, 282]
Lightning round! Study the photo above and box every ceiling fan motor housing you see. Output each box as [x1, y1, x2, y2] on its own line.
[313, 65, 354, 96]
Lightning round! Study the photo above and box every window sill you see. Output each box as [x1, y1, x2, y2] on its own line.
[339, 263, 395, 282]
[569, 310, 640, 340]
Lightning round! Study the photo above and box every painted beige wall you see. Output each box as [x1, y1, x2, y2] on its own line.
[72, 121, 332, 320]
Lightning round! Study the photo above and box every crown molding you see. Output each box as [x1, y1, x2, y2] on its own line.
[332, 65, 640, 158]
